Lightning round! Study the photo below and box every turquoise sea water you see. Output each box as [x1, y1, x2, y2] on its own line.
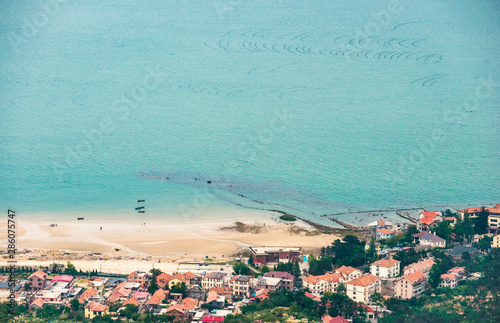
[1, 0, 499, 224]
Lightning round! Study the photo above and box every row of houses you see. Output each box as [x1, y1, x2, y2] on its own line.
[17, 267, 301, 321]
[303, 254, 469, 305]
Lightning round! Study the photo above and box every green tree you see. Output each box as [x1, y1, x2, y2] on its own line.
[233, 262, 253, 275]
[474, 207, 489, 235]
[69, 298, 80, 312]
[428, 263, 442, 288]
[337, 282, 346, 294]
[170, 282, 187, 297]
[148, 268, 161, 294]
[66, 261, 77, 274]
[248, 253, 254, 266]
[321, 292, 358, 318]
[292, 261, 301, 278]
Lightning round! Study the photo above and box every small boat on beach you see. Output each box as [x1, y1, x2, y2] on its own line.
[138, 210, 145, 213]
[135, 207, 145, 210]
[138, 199, 145, 202]
[77, 217, 84, 220]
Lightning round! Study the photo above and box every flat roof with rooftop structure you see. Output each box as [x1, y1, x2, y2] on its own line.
[249, 246, 302, 255]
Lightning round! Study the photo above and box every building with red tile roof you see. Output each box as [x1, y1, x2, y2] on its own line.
[394, 271, 426, 299]
[346, 274, 381, 303]
[30, 298, 45, 310]
[146, 289, 168, 306]
[78, 288, 99, 303]
[321, 314, 349, 323]
[370, 258, 401, 278]
[84, 301, 109, 319]
[304, 291, 321, 302]
[165, 304, 189, 321]
[210, 286, 233, 302]
[123, 296, 140, 306]
[181, 297, 199, 310]
[403, 258, 435, 276]
[28, 270, 48, 291]
[376, 228, 397, 239]
[335, 266, 363, 281]
[439, 273, 458, 289]
[254, 288, 270, 301]
[156, 272, 173, 289]
[420, 211, 441, 218]
[302, 273, 344, 295]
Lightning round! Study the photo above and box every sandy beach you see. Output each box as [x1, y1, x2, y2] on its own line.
[1, 211, 339, 273]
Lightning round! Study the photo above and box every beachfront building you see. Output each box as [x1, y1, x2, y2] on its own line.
[264, 271, 295, 291]
[439, 273, 458, 289]
[493, 235, 500, 248]
[459, 207, 483, 219]
[488, 213, 500, 234]
[302, 273, 344, 295]
[84, 301, 109, 319]
[403, 258, 435, 277]
[394, 271, 426, 299]
[228, 275, 251, 298]
[419, 211, 442, 221]
[249, 246, 302, 265]
[335, 266, 363, 281]
[201, 272, 226, 290]
[28, 270, 48, 291]
[376, 228, 397, 239]
[346, 274, 381, 303]
[413, 232, 446, 248]
[370, 258, 401, 278]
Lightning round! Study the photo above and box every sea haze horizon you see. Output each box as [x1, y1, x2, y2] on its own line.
[1, 0, 498, 225]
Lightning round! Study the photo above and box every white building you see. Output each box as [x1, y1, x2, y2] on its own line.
[346, 274, 381, 303]
[370, 258, 400, 278]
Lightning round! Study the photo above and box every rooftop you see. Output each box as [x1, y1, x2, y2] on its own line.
[413, 232, 445, 243]
[249, 246, 302, 255]
[347, 274, 380, 287]
[372, 258, 400, 267]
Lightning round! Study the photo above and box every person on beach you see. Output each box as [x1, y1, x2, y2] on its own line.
[100, 227, 102, 231]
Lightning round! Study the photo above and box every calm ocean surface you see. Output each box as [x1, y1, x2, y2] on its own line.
[1, 0, 499, 224]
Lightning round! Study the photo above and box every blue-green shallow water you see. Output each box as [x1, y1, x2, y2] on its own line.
[1, 0, 499, 224]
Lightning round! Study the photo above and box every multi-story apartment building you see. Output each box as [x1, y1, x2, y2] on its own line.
[228, 275, 252, 298]
[302, 273, 344, 295]
[394, 271, 426, 299]
[201, 272, 226, 290]
[264, 271, 295, 291]
[346, 274, 381, 303]
[335, 266, 363, 281]
[28, 270, 48, 291]
[370, 258, 400, 278]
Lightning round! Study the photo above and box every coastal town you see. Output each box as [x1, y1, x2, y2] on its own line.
[2, 205, 500, 322]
